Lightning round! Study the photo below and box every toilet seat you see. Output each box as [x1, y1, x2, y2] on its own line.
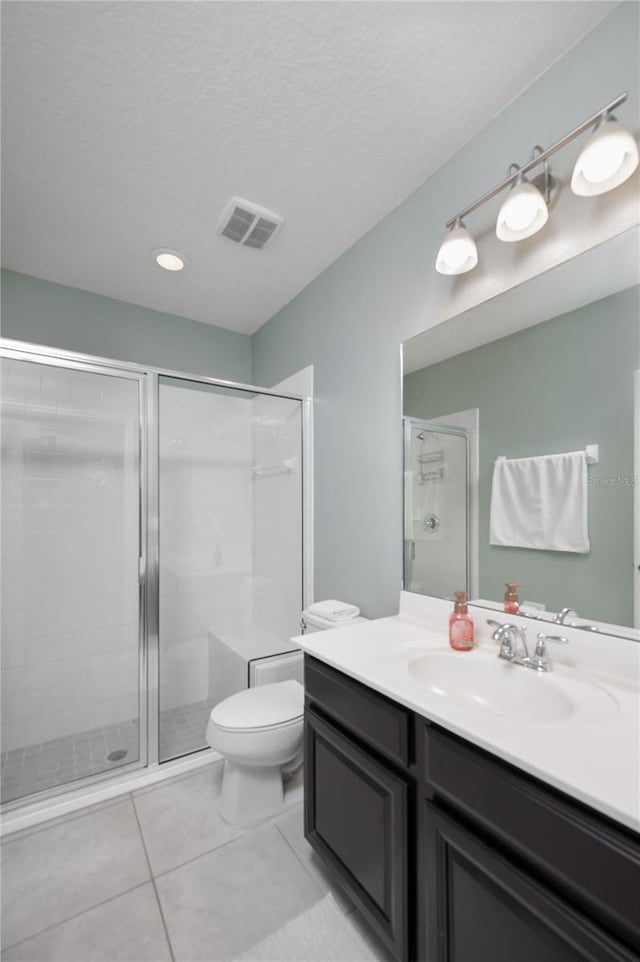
[209, 680, 304, 733]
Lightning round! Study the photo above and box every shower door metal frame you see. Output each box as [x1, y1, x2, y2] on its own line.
[402, 415, 471, 597]
[0, 341, 151, 809]
[0, 337, 310, 810]
[151, 370, 309, 763]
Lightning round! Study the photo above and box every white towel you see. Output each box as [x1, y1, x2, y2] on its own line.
[490, 450, 590, 553]
[306, 599, 360, 621]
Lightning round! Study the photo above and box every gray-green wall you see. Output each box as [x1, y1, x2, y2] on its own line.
[252, 4, 639, 618]
[403, 286, 640, 628]
[0, 269, 252, 382]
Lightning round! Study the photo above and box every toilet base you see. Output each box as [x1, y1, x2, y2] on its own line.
[218, 759, 284, 824]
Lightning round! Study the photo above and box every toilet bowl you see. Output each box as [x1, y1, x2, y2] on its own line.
[206, 680, 304, 824]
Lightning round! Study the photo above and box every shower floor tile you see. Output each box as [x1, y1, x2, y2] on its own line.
[1, 700, 213, 804]
[159, 698, 213, 761]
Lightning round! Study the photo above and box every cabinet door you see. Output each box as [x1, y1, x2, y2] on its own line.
[423, 802, 637, 962]
[304, 707, 410, 961]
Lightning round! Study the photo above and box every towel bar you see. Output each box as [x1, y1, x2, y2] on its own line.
[496, 445, 599, 466]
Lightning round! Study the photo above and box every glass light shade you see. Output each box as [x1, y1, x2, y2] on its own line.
[496, 180, 548, 242]
[571, 118, 639, 196]
[435, 224, 478, 275]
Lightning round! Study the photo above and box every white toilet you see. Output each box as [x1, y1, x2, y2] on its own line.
[206, 680, 304, 824]
[206, 607, 369, 824]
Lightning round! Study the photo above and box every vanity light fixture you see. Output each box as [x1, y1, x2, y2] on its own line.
[436, 93, 636, 274]
[435, 218, 478, 275]
[571, 114, 639, 196]
[152, 248, 187, 272]
[496, 152, 550, 242]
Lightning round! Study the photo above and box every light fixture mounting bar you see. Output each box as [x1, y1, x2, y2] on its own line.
[445, 92, 628, 229]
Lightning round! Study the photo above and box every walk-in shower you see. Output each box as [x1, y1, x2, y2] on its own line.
[0, 340, 308, 809]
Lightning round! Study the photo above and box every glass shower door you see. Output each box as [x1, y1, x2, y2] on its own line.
[0, 353, 144, 804]
[157, 376, 303, 762]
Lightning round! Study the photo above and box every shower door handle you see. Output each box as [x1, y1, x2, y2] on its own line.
[138, 556, 146, 583]
[424, 514, 440, 532]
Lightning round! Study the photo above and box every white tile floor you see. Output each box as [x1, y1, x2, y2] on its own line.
[0, 761, 392, 962]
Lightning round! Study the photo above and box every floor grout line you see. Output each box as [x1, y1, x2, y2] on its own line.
[131, 791, 176, 962]
[145, 800, 305, 883]
[273, 814, 357, 920]
[149, 819, 264, 881]
[274, 823, 323, 896]
[0, 880, 152, 954]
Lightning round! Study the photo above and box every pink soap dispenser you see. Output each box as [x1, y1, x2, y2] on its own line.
[504, 582, 522, 615]
[449, 591, 474, 651]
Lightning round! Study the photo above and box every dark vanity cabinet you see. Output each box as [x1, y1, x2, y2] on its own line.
[303, 655, 640, 962]
[304, 657, 412, 961]
[421, 729, 640, 962]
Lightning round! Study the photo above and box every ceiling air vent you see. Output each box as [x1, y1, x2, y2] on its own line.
[216, 197, 284, 250]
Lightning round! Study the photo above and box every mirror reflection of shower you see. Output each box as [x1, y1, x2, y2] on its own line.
[415, 431, 445, 486]
[404, 417, 470, 599]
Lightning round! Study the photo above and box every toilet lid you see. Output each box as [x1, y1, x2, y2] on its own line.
[210, 680, 304, 731]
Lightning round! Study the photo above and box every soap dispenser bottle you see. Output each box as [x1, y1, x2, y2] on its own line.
[449, 591, 474, 651]
[504, 582, 522, 615]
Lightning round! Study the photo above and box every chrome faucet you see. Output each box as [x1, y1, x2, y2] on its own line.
[487, 620, 568, 672]
[553, 606, 600, 633]
[487, 619, 530, 665]
[554, 607, 576, 625]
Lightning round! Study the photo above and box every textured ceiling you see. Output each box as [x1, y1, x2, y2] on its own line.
[1, 1, 615, 335]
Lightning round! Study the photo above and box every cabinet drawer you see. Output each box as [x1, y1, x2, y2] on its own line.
[304, 706, 410, 961]
[423, 724, 640, 953]
[305, 656, 411, 767]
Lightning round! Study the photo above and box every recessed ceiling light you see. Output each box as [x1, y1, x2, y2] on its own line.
[152, 248, 187, 271]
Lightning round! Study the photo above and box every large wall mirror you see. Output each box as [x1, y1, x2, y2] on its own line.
[402, 226, 640, 640]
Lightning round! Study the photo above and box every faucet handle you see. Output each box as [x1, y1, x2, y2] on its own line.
[534, 633, 569, 658]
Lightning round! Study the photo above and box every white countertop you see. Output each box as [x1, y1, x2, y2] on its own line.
[294, 594, 640, 834]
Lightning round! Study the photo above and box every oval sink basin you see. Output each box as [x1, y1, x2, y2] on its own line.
[399, 650, 618, 723]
